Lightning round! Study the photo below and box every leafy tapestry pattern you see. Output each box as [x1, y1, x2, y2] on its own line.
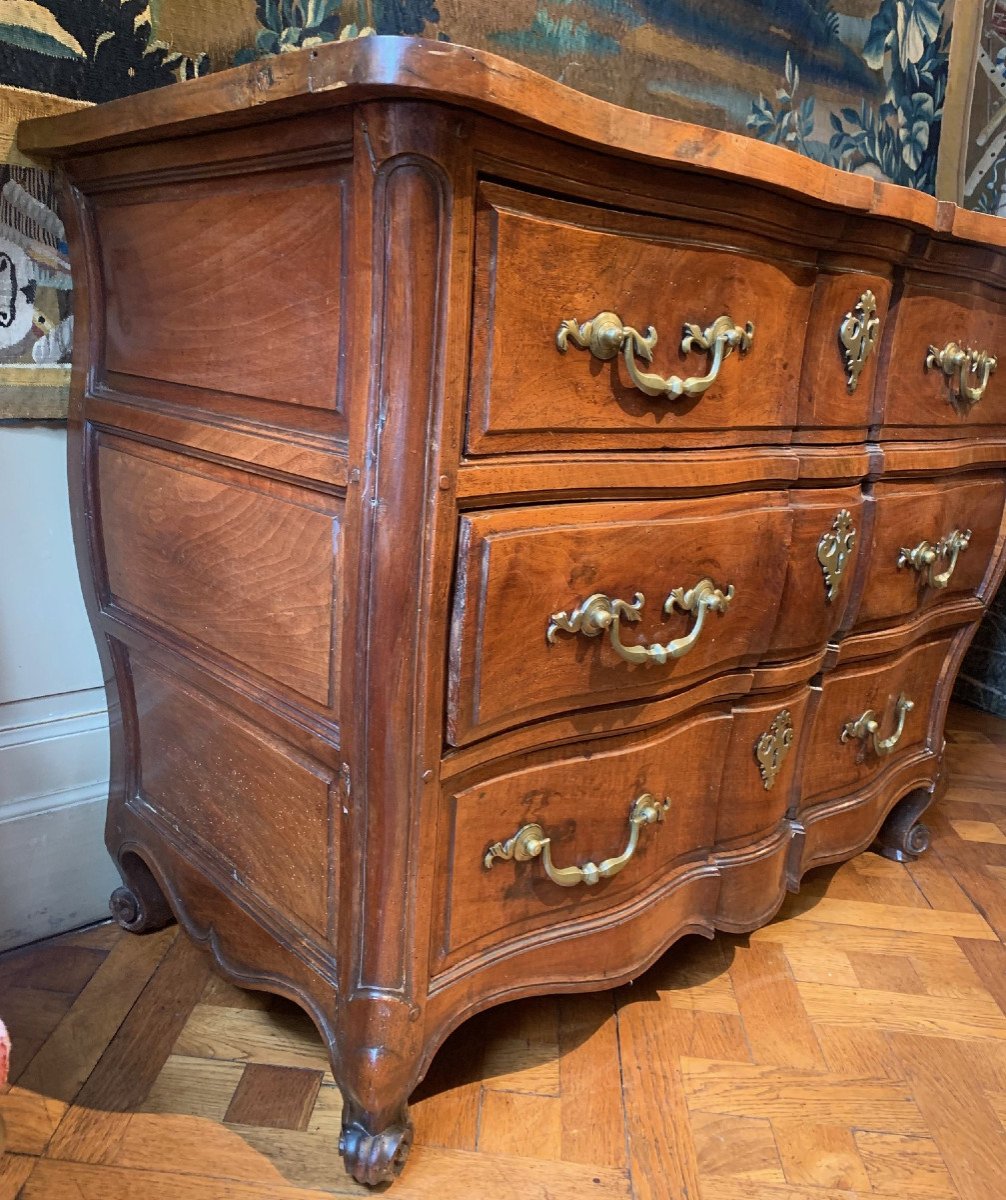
[232, 1, 446, 62]
[747, 0, 949, 193]
[0, 0, 207, 102]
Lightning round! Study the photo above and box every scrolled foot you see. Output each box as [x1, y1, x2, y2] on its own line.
[110, 853, 174, 933]
[339, 1115, 413, 1186]
[871, 786, 934, 863]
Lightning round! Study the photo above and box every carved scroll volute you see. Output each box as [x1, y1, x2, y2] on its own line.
[839, 290, 880, 393]
[817, 509, 857, 603]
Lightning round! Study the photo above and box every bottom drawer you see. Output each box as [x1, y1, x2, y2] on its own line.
[434, 710, 728, 973]
[799, 634, 954, 807]
[433, 689, 812, 975]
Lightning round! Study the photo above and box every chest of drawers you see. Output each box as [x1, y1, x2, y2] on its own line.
[21, 36, 1006, 1186]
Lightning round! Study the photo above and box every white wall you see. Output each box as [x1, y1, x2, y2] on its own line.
[0, 422, 116, 951]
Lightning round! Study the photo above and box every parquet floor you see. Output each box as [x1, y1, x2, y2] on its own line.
[3, 703, 1006, 1199]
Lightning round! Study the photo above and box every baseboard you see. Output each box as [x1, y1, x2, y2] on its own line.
[0, 790, 119, 952]
[0, 686, 114, 950]
[0, 686, 109, 816]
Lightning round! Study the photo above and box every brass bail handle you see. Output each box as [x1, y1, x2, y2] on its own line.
[483, 794, 670, 888]
[546, 579, 735, 666]
[841, 693, 914, 758]
[556, 310, 754, 400]
[925, 342, 997, 406]
[898, 528, 972, 590]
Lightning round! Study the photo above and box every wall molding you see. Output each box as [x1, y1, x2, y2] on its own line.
[0, 685, 108, 817]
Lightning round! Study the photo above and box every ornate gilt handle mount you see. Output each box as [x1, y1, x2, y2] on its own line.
[556, 310, 754, 400]
[839, 290, 880, 393]
[484, 793, 670, 887]
[841, 693, 914, 758]
[898, 528, 971, 589]
[547, 579, 735, 666]
[926, 342, 997, 406]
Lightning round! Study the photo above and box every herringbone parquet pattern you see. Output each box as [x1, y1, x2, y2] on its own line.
[2, 701, 1006, 1199]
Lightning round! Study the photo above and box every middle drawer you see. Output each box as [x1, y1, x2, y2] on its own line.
[855, 472, 1006, 630]
[448, 490, 851, 745]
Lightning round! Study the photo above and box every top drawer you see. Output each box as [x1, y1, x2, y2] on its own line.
[883, 279, 1006, 431]
[466, 184, 816, 454]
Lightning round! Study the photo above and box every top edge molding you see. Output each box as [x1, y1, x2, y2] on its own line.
[17, 34, 1005, 249]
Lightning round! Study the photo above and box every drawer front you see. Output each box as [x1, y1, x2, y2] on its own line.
[856, 474, 1006, 629]
[467, 185, 815, 453]
[797, 272, 891, 432]
[716, 689, 812, 845]
[800, 635, 953, 805]
[448, 493, 791, 745]
[884, 283, 1006, 429]
[434, 709, 730, 971]
[765, 486, 864, 661]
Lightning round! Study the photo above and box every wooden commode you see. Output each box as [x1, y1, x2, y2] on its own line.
[20, 36, 1006, 1185]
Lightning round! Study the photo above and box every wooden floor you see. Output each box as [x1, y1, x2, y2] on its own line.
[2, 703, 1006, 1199]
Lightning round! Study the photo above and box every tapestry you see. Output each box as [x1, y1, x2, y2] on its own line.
[444, 0, 952, 195]
[0, 0, 955, 417]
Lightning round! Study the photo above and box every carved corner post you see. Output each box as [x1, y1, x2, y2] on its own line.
[332, 101, 472, 1185]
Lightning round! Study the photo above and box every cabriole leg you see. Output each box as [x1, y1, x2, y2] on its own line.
[334, 1010, 424, 1186]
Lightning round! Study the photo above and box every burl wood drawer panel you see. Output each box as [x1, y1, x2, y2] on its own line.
[94, 163, 349, 409]
[132, 657, 336, 940]
[799, 634, 954, 806]
[97, 436, 341, 708]
[856, 473, 1006, 629]
[434, 707, 730, 972]
[883, 279, 1006, 430]
[467, 184, 815, 453]
[447, 492, 791, 745]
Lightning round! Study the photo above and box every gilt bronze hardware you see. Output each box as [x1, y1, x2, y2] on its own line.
[556, 310, 754, 400]
[839, 290, 879, 393]
[547, 579, 735, 665]
[755, 709, 794, 790]
[483, 793, 670, 887]
[898, 528, 971, 589]
[817, 509, 857, 603]
[925, 341, 997, 406]
[841, 693, 914, 757]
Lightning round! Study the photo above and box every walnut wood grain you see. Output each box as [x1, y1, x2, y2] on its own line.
[881, 277, 1006, 433]
[796, 268, 891, 436]
[435, 707, 730, 972]
[448, 493, 790, 744]
[856, 474, 1006, 630]
[132, 657, 337, 942]
[800, 636, 956, 806]
[468, 184, 812, 453]
[94, 164, 349, 411]
[97, 434, 342, 708]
